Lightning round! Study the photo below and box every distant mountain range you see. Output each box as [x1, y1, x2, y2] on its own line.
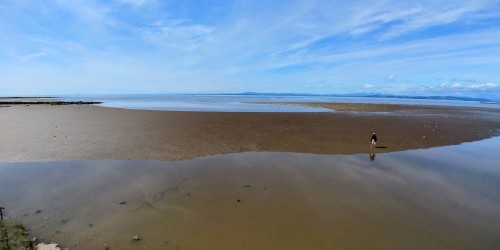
[214, 92, 493, 102]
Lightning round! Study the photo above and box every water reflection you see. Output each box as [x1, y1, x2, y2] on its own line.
[369, 152, 376, 161]
[1, 137, 500, 249]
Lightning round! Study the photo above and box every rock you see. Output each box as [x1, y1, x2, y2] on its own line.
[132, 235, 141, 241]
[118, 201, 127, 205]
[35, 243, 61, 250]
[422, 136, 427, 139]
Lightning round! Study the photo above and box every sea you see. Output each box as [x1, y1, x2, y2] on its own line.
[62, 94, 500, 112]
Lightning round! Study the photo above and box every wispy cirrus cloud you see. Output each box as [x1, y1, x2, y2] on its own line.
[1, 0, 499, 98]
[140, 20, 214, 51]
[119, 0, 149, 6]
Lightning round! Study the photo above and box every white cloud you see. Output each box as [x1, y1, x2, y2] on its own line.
[54, 0, 112, 26]
[141, 20, 214, 51]
[349, 5, 423, 36]
[437, 82, 499, 91]
[437, 83, 464, 89]
[304, 83, 327, 89]
[380, 1, 495, 40]
[364, 84, 375, 89]
[385, 74, 396, 81]
[466, 83, 499, 90]
[20, 50, 54, 63]
[119, 0, 148, 6]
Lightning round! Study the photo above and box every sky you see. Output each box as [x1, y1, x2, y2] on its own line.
[1, 0, 500, 99]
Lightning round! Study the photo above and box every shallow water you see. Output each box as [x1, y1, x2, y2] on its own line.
[1, 137, 500, 249]
[62, 94, 500, 112]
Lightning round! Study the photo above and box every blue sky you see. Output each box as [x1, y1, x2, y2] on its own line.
[1, 0, 500, 99]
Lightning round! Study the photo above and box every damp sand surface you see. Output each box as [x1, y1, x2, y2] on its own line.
[1, 104, 499, 162]
[1, 138, 500, 249]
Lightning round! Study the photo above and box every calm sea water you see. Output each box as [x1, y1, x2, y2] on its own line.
[1, 137, 499, 249]
[62, 94, 500, 112]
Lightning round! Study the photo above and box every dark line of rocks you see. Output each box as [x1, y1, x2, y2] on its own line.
[0, 101, 102, 105]
[0, 97, 58, 99]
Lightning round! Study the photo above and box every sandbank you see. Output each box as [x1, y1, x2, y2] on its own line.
[0, 101, 499, 162]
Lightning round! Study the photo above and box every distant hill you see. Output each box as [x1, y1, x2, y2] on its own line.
[208, 92, 492, 102]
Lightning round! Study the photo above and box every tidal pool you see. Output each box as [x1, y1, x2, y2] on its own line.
[1, 137, 499, 249]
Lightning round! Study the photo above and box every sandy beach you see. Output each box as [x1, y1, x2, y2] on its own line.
[1, 101, 500, 249]
[0, 102, 499, 162]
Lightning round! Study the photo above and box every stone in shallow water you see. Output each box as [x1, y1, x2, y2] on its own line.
[35, 243, 61, 250]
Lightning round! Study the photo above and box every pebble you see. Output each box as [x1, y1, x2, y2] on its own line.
[132, 235, 141, 241]
[422, 136, 427, 139]
[35, 243, 61, 250]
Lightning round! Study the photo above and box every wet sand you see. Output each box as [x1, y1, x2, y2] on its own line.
[1, 102, 500, 249]
[1, 138, 500, 249]
[0, 103, 499, 162]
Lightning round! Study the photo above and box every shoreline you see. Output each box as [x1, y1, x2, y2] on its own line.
[1, 101, 499, 162]
[0, 101, 101, 105]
